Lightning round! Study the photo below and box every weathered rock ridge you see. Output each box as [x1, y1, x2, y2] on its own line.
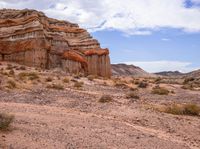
[0, 9, 111, 77]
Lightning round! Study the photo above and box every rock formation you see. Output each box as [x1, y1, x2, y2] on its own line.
[0, 9, 111, 77]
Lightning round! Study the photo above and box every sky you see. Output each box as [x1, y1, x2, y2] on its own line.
[0, 0, 200, 73]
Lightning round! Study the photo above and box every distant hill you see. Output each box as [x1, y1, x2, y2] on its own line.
[155, 71, 183, 77]
[112, 64, 152, 77]
[185, 69, 200, 78]
[155, 69, 200, 78]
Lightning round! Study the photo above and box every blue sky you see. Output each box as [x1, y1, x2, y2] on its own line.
[0, 0, 200, 72]
[92, 28, 200, 72]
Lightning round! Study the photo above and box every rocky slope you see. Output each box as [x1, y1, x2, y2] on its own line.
[156, 70, 200, 78]
[0, 9, 111, 77]
[185, 69, 200, 78]
[155, 71, 183, 77]
[112, 63, 152, 77]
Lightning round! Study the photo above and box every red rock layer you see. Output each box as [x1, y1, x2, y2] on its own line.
[0, 9, 111, 77]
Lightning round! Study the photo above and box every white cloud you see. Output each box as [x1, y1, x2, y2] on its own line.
[124, 61, 198, 73]
[161, 38, 170, 41]
[1, 0, 200, 35]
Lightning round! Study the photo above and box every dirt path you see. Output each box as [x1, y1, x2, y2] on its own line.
[0, 102, 197, 149]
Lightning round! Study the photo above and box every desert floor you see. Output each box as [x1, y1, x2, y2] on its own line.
[0, 62, 200, 149]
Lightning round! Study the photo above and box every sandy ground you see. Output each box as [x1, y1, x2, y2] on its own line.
[0, 62, 200, 149]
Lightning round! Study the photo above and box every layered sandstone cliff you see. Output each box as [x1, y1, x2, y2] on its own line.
[0, 9, 111, 77]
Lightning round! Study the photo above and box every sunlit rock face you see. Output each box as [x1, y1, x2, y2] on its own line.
[0, 9, 111, 77]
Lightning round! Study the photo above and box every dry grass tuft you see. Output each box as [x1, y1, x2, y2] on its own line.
[0, 113, 14, 131]
[165, 104, 200, 116]
[18, 72, 39, 81]
[46, 84, 64, 90]
[152, 86, 169, 95]
[99, 95, 113, 103]
[63, 77, 70, 83]
[45, 77, 53, 82]
[74, 82, 84, 88]
[87, 75, 96, 81]
[7, 80, 17, 89]
[126, 91, 140, 99]
[138, 82, 148, 88]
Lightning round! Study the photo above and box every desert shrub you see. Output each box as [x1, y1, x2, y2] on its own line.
[28, 72, 39, 80]
[181, 84, 193, 90]
[0, 113, 14, 131]
[126, 91, 140, 99]
[183, 77, 195, 84]
[7, 80, 17, 89]
[154, 77, 162, 83]
[18, 72, 39, 80]
[99, 95, 113, 103]
[45, 77, 53, 82]
[9, 69, 15, 76]
[183, 104, 200, 116]
[18, 66, 26, 70]
[87, 75, 95, 81]
[138, 82, 148, 88]
[74, 81, 84, 88]
[129, 87, 138, 91]
[114, 82, 127, 88]
[63, 77, 70, 83]
[165, 104, 200, 116]
[165, 104, 184, 115]
[6, 64, 13, 70]
[1, 71, 8, 76]
[46, 84, 64, 90]
[73, 74, 81, 79]
[152, 86, 169, 95]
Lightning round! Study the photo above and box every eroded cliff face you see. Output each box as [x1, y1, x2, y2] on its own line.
[0, 9, 111, 77]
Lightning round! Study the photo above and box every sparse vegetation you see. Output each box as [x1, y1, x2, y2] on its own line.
[18, 66, 26, 70]
[18, 72, 39, 80]
[74, 81, 84, 88]
[0, 113, 14, 131]
[7, 80, 17, 89]
[47, 84, 64, 90]
[126, 91, 140, 99]
[6, 64, 13, 70]
[152, 86, 169, 95]
[165, 104, 200, 116]
[114, 82, 128, 89]
[138, 81, 148, 88]
[9, 69, 15, 76]
[63, 77, 70, 83]
[99, 95, 113, 103]
[45, 77, 53, 82]
[87, 75, 95, 81]
[182, 77, 200, 90]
